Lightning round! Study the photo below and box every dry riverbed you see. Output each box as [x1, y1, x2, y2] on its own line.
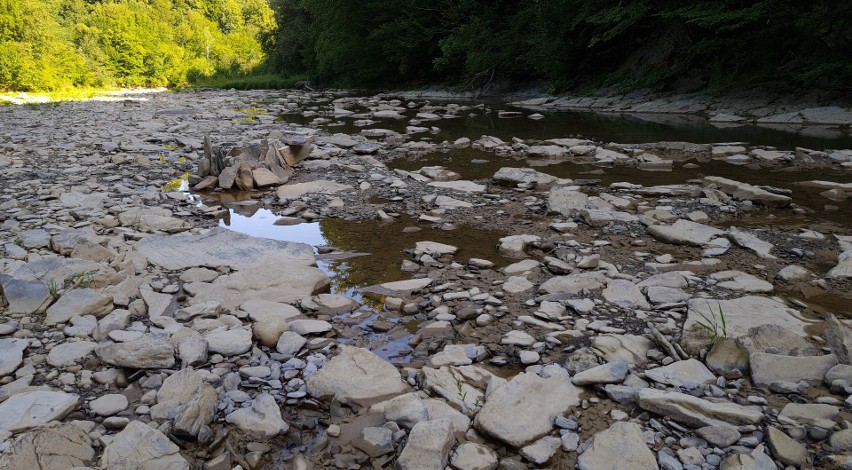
[1, 89, 852, 469]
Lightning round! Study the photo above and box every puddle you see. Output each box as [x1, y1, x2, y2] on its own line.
[210, 204, 509, 363]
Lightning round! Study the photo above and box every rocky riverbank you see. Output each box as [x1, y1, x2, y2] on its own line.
[1, 88, 852, 469]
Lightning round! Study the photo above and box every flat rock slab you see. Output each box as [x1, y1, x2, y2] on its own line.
[427, 180, 486, 193]
[539, 272, 606, 295]
[363, 278, 433, 296]
[276, 180, 350, 200]
[750, 352, 837, 388]
[578, 422, 657, 470]
[307, 345, 411, 408]
[0, 391, 80, 432]
[475, 368, 583, 447]
[684, 296, 809, 339]
[645, 359, 715, 389]
[135, 227, 317, 271]
[647, 219, 724, 246]
[0, 277, 51, 314]
[638, 389, 763, 428]
[45, 288, 113, 326]
[494, 167, 556, 186]
[96, 335, 176, 369]
[602, 279, 650, 309]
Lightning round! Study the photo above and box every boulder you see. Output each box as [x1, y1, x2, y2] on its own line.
[548, 186, 589, 216]
[204, 328, 252, 356]
[493, 167, 556, 186]
[450, 442, 498, 470]
[749, 352, 836, 388]
[684, 297, 807, 340]
[44, 288, 113, 325]
[592, 334, 653, 365]
[602, 279, 650, 309]
[276, 180, 350, 200]
[150, 369, 217, 438]
[540, 272, 606, 295]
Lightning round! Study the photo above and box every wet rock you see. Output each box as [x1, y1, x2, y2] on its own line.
[0, 423, 95, 470]
[450, 442, 498, 470]
[100, 420, 189, 469]
[44, 288, 112, 325]
[577, 421, 657, 470]
[0, 338, 27, 375]
[307, 345, 410, 408]
[397, 418, 456, 470]
[0, 391, 80, 432]
[637, 389, 763, 428]
[475, 368, 583, 447]
[750, 352, 836, 388]
[766, 426, 806, 466]
[96, 335, 176, 369]
[225, 393, 288, 438]
[644, 359, 715, 389]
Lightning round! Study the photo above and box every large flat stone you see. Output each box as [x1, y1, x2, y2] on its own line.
[45, 288, 113, 325]
[396, 419, 456, 470]
[684, 296, 809, 339]
[637, 389, 763, 428]
[0, 338, 28, 376]
[306, 346, 410, 408]
[0, 391, 80, 432]
[0, 423, 95, 470]
[647, 219, 724, 246]
[750, 352, 837, 388]
[134, 227, 317, 271]
[475, 368, 583, 447]
[276, 180, 350, 200]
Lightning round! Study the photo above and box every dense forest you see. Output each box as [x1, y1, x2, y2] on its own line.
[2, 0, 851, 93]
[0, 0, 275, 91]
[268, 0, 852, 92]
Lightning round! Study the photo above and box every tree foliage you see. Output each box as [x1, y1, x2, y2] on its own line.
[268, 0, 852, 91]
[0, 0, 275, 91]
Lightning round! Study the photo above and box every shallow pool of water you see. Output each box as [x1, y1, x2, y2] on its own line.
[275, 100, 852, 150]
